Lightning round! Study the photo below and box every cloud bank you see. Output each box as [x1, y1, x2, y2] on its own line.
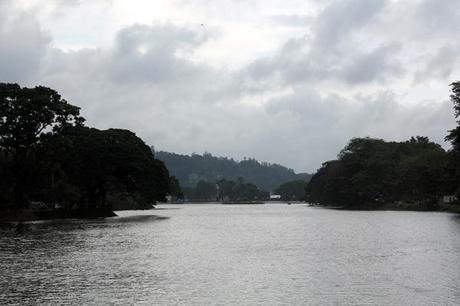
[0, 0, 458, 172]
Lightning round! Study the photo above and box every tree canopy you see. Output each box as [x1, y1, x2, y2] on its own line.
[0, 83, 84, 158]
[305, 137, 453, 209]
[57, 127, 170, 209]
[156, 151, 311, 192]
[0, 83, 171, 212]
[445, 81, 460, 193]
[0, 84, 84, 209]
[274, 180, 308, 201]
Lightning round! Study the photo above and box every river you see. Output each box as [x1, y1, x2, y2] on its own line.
[1, 204, 459, 305]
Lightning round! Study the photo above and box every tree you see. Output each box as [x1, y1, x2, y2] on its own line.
[217, 179, 235, 201]
[194, 180, 217, 202]
[0, 83, 84, 159]
[445, 81, 460, 194]
[169, 176, 184, 200]
[0, 83, 84, 209]
[62, 127, 170, 209]
[305, 137, 449, 208]
[275, 180, 308, 201]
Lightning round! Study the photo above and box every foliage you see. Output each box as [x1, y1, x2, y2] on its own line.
[445, 81, 460, 194]
[0, 83, 170, 212]
[193, 180, 217, 202]
[0, 83, 84, 209]
[155, 151, 311, 192]
[274, 180, 308, 201]
[306, 137, 453, 208]
[0, 83, 84, 157]
[182, 177, 269, 202]
[60, 127, 170, 209]
[169, 176, 184, 200]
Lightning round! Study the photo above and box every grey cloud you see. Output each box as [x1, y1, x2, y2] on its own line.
[0, 8, 51, 82]
[415, 0, 460, 36]
[266, 87, 342, 123]
[114, 24, 206, 55]
[110, 24, 210, 84]
[244, 36, 330, 86]
[414, 44, 460, 82]
[259, 87, 455, 171]
[243, 0, 396, 87]
[244, 40, 402, 87]
[312, 0, 386, 53]
[0, 0, 458, 173]
[339, 44, 403, 84]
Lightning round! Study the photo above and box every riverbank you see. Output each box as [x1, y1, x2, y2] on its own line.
[314, 202, 460, 213]
[0, 208, 117, 223]
[222, 201, 265, 205]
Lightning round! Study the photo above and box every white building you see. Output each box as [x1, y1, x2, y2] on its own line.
[442, 195, 457, 204]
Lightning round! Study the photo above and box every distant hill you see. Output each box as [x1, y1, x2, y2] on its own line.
[155, 150, 311, 192]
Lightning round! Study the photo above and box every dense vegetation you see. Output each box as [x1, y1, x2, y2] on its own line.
[0, 83, 172, 214]
[445, 81, 460, 190]
[183, 178, 270, 202]
[275, 180, 308, 201]
[306, 82, 460, 210]
[156, 151, 311, 192]
[305, 137, 454, 209]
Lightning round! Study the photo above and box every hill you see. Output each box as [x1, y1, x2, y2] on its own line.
[155, 151, 311, 192]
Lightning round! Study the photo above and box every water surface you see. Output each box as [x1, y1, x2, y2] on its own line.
[1, 204, 459, 305]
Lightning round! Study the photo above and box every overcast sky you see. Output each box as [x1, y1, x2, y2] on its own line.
[1, 0, 459, 172]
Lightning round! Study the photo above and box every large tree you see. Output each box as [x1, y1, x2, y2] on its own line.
[59, 127, 171, 209]
[445, 81, 460, 193]
[0, 83, 84, 159]
[0, 83, 84, 209]
[306, 137, 449, 208]
[275, 180, 308, 201]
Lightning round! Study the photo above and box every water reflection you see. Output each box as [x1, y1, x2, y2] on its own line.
[0, 205, 459, 305]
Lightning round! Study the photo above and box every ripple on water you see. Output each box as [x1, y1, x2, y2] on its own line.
[0, 205, 460, 305]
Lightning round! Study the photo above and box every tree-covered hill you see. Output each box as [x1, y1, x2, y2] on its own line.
[155, 151, 311, 192]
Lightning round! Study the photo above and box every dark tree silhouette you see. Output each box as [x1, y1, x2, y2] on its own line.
[60, 127, 170, 209]
[169, 176, 184, 200]
[445, 81, 460, 193]
[0, 83, 172, 215]
[306, 137, 450, 209]
[275, 180, 308, 201]
[193, 180, 217, 202]
[0, 83, 84, 209]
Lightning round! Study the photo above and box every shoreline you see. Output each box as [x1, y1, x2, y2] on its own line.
[0, 208, 117, 223]
[312, 202, 460, 214]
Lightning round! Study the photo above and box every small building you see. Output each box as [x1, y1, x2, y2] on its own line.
[442, 195, 457, 204]
[270, 194, 281, 200]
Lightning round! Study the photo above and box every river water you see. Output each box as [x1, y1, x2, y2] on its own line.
[0, 204, 459, 305]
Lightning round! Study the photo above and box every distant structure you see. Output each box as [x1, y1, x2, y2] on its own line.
[442, 195, 457, 204]
[270, 194, 281, 200]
